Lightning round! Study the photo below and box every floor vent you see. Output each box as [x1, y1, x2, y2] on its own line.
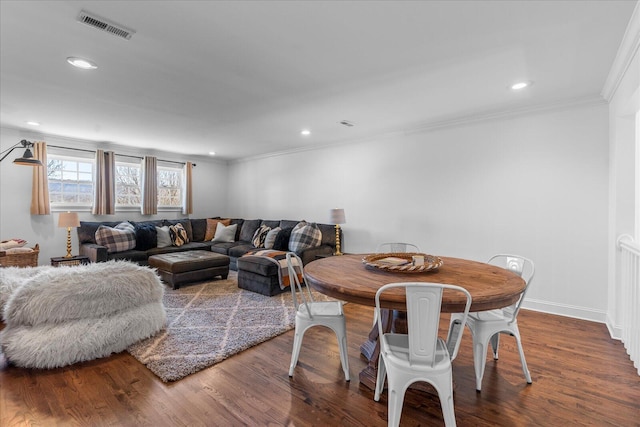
[77, 11, 135, 40]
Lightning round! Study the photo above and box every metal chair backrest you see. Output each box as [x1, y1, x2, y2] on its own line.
[286, 252, 314, 318]
[376, 242, 421, 253]
[375, 282, 472, 364]
[487, 254, 535, 322]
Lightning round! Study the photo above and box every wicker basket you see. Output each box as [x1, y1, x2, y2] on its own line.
[0, 244, 39, 267]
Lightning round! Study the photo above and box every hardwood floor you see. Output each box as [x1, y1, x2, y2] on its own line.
[1, 305, 638, 426]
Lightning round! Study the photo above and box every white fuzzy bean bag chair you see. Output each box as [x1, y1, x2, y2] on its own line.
[0, 261, 166, 369]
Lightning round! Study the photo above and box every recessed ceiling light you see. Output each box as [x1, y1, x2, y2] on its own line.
[66, 57, 98, 70]
[26, 121, 40, 126]
[301, 129, 311, 136]
[208, 152, 216, 156]
[510, 81, 532, 90]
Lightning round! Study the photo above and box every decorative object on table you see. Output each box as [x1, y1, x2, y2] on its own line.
[362, 252, 443, 273]
[50, 255, 90, 267]
[0, 244, 39, 268]
[58, 211, 80, 258]
[127, 270, 341, 382]
[0, 261, 166, 368]
[448, 254, 535, 391]
[330, 208, 346, 255]
[0, 140, 43, 166]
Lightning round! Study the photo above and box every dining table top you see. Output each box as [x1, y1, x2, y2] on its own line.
[304, 254, 526, 313]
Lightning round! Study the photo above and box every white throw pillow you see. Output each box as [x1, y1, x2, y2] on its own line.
[156, 226, 172, 248]
[212, 223, 237, 243]
[263, 227, 281, 249]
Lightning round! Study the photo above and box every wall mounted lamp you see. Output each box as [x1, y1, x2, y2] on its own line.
[0, 140, 43, 166]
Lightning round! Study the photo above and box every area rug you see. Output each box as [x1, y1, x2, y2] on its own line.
[127, 272, 335, 382]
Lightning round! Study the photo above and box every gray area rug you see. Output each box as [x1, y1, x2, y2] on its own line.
[127, 272, 334, 382]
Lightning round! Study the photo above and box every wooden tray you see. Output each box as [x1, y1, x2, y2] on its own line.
[362, 252, 443, 273]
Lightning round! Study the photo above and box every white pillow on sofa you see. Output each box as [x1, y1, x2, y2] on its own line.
[212, 223, 237, 243]
[156, 226, 172, 248]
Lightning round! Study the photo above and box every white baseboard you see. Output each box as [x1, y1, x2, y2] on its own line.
[605, 313, 623, 340]
[522, 298, 608, 325]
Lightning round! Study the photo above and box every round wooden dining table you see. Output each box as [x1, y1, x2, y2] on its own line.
[304, 254, 526, 389]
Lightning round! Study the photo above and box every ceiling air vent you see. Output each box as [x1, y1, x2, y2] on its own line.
[77, 11, 135, 40]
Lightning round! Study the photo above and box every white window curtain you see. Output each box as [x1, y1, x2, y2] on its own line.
[141, 156, 157, 215]
[92, 149, 115, 215]
[182, 161, 193, 215]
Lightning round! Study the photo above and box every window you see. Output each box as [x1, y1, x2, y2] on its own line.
[115, 162, 142, 207]
[158, 166, 182, 208]
[48, 155, 94, 206]
[47, 153, 184, 210]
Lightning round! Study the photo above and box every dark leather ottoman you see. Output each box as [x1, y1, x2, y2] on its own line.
[237, 255, 286, 296]
[148, 251, 230, 289]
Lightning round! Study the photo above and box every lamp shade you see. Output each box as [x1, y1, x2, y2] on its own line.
[58, 212, 80, 228]
[330, 208, 346, 225]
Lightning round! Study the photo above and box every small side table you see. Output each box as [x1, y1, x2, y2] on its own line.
[51, 255, 90, 267]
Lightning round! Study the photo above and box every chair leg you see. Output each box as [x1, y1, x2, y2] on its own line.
[289, 326, 305, 377]
[490, 333, 500, 360]
[374, 353, 386, 402]
[473, 336, 488, 392]
[385, 377, 406, 427]
[513, 329, 532, 384]
[337, 330, 350, 381]
[431, 371, 457, 427]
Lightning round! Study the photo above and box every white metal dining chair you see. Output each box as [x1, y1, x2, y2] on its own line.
[286, 252, 350, 380]
[376, 242, 421, 253]
[374, 282, 472, 427]
[449, 254, 535, 391]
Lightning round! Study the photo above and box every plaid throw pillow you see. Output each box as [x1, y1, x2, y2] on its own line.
[251, 225, 271, 248]
[95, 222, 136, 253]
[169, 223, 189, 247]
[288, 221, 322, 254]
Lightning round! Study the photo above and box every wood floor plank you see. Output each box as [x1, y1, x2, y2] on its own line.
[1, 305, 639, 426]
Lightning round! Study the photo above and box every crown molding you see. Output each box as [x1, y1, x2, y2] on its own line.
[602, 2, 640, 101]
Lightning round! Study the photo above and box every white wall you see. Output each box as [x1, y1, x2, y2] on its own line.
[228, 103, 610, 322]
[605, 25, 639, 338]
[0, 126, 229, 265]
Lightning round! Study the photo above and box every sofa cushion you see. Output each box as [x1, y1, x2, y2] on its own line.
[239, 219, 262, 242]
[213, 223, 237, 243]
[95, 222, 136, 253]
[289, 221, 322, 254]
[156, 226, 172, 248]
[190, 219, 207, 242]
[164, 219, 193, 242]
[279, 220, 299, 230]
[78, 221, 120, 244]
[132, 221, 160, 251]
[273, 227, 293, 251]
[229, 219, 244, 241]
[261, 220, 281, 229]
[251, 225, 271, 248]
[229, 243, 258, 259]
[205, 218, 231, 241]
[147, 241, 209, 256]
[264, 227, 281, 249]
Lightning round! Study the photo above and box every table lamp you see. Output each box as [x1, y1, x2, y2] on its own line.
[330, 208, 346, 256]
[58, 211, 80, 258]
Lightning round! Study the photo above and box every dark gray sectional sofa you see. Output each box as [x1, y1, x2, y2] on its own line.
[77, 217, 341, 270]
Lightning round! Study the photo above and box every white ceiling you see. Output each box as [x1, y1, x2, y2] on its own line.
[0, 1, 636, 161]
